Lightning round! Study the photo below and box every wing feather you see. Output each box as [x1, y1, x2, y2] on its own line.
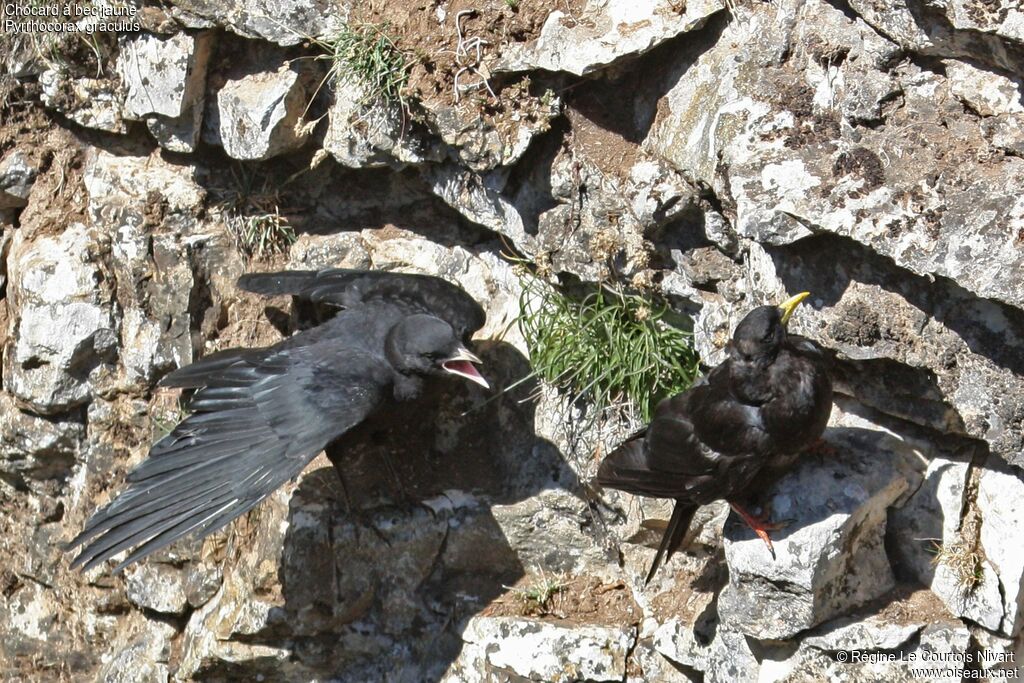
[237, 268, 485, 338]
[68, 343, 388, 572]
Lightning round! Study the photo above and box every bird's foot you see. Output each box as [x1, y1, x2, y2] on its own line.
[728, 502, 789, 558]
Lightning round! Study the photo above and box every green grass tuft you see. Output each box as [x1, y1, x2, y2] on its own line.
[504, 572, 567, 616]
[517, 274, 700, 422]
[320, 23, 410, 105]
[227, 211, 296, 260]
[214, 164, 297, 261]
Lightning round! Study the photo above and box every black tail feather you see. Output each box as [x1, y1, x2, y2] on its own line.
[645, 501, 697, 585]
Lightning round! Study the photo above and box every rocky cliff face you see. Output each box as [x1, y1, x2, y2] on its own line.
[1, 0, 1023, 680]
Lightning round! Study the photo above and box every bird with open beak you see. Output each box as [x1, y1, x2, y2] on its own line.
[67, 269, 489, 573]
[596, 292, 833, 584]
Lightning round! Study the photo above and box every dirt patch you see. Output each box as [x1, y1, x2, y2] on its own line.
[0, 98, 91, 240]
[565, 95, 642, 175]
[355, 0, 583, 102]
[847, 583, 958, 627]
[649, 548, 727, 623]
[351, 0, 583, 154]
[482, 574, 642, 626]
[208, 288, 289, 353]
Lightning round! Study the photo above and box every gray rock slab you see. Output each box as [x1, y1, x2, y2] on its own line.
[848, 0, 1024, 74]
[3, 224, 118, 414]
[212, 64, 312, 160]
[497, 0, 724, 76]
[119, 31, 214, 120]
[446, 617, 636, 682]
[718, 427, 911, 639]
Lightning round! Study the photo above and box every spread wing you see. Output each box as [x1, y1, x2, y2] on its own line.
[68, 342, 389, 572]
[238, 269, 485, 339]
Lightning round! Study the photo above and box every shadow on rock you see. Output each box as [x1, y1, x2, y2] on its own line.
[188, 339, 580, 681]
[717, 425, 915, 640]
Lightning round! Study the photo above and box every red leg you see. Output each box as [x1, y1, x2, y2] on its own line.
[729, 502, 788, 557]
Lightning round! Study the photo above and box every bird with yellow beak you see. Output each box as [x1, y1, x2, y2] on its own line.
[596, 292, 833, 584]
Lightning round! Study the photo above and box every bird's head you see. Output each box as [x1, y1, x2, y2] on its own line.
[730, 292, 810, 361]
[386, 314, 489, 389]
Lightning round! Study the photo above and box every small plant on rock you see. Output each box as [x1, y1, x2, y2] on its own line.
[517, 268, 700, 423]
[930, 539, 985, 591]
[505, 571, 568, 616]
[213, 163, 297, 261]
[320, 23, 410, 106]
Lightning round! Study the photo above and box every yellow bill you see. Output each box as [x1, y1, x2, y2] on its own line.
[778, 291, 811, 327]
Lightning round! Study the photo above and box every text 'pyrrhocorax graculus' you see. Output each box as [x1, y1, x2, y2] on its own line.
[596, 293, 833, 584]
[68, 269, 489, 572]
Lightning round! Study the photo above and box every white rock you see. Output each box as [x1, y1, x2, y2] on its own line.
[498, 0, 724, 76]
[118, 31, 214, 152]
[421, 164, 533, 249]
[125, 563, 190, 615]
[212, 64, 312, 160]
[3, 224, 117, 413]
[324, 80, 436, 168]
[448, 617, 636, 682]
[119, 31, 214, 119]
[945, 60, 1024, 117]
[717, 426, 911, 639]
[978, 465, 1024, 636]
[38, 70, 126, 133]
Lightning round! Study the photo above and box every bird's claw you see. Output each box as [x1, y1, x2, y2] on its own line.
[729, 502, 787, 558]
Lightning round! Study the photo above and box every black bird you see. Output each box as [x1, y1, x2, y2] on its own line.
[68, 269, 490, 572]
[596, 293, 832, 584]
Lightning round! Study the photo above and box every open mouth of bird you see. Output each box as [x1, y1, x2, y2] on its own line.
[442, 347, 489, 389]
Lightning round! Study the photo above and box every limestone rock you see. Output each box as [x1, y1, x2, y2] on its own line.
[497, 0, 724, 77]
[169, 0, 349, 45]
[717, 427, 911, 639]
[977, 464, 1024, 636]
[655, 620, 760, 683]
[38, 70, 126, 133]
[324, 80, 438, 168]
[534, 149, 700, 283]
[0, 392, 83, 485]
[888, 451, 1008, 633]
[645, 0, 1024, 312]
[209, 64, 313, 160]
[97, 613, 176, 683]
[421, 164, 533, 248]
[765, 620, 972, 682]
[944, 59, 1024, 117]
[124, 563, 190, 615]
[447, 617, 636, 682]
[0, 151, 38, 209]
[3, 224, 117, 414]
[848, 0, 1024, 74]
[426, 94, 561, 172]
[118, 31, 215, 152]
[83, 149, 201, 388]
